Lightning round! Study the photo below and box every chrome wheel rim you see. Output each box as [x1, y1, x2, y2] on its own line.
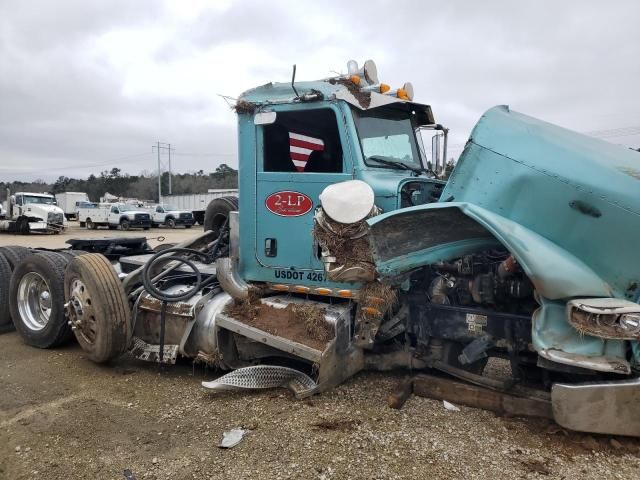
[17, 272, 52, 331]
[68, 278, 97, 344]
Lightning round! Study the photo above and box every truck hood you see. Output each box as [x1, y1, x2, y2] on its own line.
[367, 202, 611, 300]
[435, 106, 640, 300]
[24, 204, 64, 217]
[121, 210, 150, 216]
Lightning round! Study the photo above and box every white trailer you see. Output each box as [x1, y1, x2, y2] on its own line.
[160, 189, 238, 224]
[55, 192, 90, 220]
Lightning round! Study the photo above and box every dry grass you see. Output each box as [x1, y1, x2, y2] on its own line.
[234, 99, 258, 114]
[313, 215, 376, 281]
[291, 303, 332, 342]
[359, 281, 398, 315]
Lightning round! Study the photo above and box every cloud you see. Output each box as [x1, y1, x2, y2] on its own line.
[0, 0, 639, 181]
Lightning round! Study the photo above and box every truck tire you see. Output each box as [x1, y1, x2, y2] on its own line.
[64, 254, 131, 363]
[0, 254, 13, 332]
[165, 217, 176, 229]
[17, 217, 30, 234]
[204, 196, 238, 235]
[58, 250, 87, 260]
[86, 218, 97, 230]
[120, 218, 131, 230]
[0, 246, 32, 269]
[9, 252, 72, 348]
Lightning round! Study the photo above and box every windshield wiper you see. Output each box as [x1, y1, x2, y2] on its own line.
[367, 155, 426, 175]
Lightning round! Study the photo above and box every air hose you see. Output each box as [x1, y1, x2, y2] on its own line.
[140, 217, 229, 303]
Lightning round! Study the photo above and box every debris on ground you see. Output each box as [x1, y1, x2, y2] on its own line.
[219, 428, 247, 448]
[443, 400, 460, 412]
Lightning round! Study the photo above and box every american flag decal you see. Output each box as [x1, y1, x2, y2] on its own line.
[289, 132, 325, 172]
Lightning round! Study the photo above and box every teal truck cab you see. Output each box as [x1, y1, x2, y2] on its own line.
[5, 60, 638, 437]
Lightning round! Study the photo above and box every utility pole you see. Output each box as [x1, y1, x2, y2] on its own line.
[168, 143, 172, 195]
[152, 142, 175, 203]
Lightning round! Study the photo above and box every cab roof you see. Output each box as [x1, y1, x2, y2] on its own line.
[238, 78, 435, 124]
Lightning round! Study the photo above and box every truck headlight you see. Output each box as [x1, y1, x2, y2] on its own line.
[567, 298, 640, 340]
[620, 313, 640, 335]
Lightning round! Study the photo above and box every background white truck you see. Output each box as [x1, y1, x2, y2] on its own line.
[55, 192, 90, 221]
[0, 191, 65, 234]
[77, 203, 152, 230]
[160, 189, 237, 225]
[145, 204, 194, 228]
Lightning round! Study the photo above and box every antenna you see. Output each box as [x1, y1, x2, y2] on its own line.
[291, 64, 299, 97]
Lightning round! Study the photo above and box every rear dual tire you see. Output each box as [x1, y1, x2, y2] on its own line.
[64, 254, 131, 363]
[9, 252, 72, 348]
[0, 254, 12, 332]
[0, 246, 33, 332]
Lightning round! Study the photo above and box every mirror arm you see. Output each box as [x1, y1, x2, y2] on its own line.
[442, 127, 449, 177]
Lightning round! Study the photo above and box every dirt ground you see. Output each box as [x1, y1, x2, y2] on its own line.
[1, 224, 639, 479]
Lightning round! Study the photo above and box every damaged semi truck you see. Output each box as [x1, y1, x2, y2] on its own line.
[2, 60, 639, 437]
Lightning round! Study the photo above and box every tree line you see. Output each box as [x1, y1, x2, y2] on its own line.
[0, 164, 238, 202]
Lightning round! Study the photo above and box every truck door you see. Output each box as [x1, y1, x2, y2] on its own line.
[109, 205, 120, 224]
[255, 105, 352, 278]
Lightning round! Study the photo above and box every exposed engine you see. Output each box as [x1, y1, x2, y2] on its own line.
[421, 249, 536, 314]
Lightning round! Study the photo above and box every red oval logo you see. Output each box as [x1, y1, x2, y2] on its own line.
[265, 191, 313, 217]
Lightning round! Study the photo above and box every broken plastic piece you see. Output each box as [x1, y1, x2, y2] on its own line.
[443, 400, 460, 411]
[202, 365, 317, 399]
[319, 180, 374, 224]
[219, 428, 247, 448]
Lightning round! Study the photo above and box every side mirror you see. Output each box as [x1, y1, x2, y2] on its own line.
[254, 111, 277, 125]
[10, 195, 15, 205]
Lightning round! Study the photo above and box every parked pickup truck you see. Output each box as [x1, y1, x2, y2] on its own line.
[146, 204, 194, 228]
[77, 203, 152, 230]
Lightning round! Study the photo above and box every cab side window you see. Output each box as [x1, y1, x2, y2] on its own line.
[263, 109, 343, 173]
[111, 206, 119, 214]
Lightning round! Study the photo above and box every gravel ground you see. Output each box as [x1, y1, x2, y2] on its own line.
[1, 223, 639, 479]
[1, 333, 639, 480]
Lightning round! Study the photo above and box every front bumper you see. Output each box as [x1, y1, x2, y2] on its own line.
[128, 219, 152, 228]
[552, 377, 640, 437]
[28, 220, 65, 233]
[174, 218, 194, 226]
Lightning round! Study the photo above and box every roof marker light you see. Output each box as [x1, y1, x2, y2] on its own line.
[343, 59, 379, 86]
[396, 82, 414, 101]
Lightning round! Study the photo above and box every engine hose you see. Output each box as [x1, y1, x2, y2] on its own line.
[141, 247, 210, 302]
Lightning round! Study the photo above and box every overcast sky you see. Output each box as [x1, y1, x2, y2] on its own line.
[1, 0, 639, 181]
